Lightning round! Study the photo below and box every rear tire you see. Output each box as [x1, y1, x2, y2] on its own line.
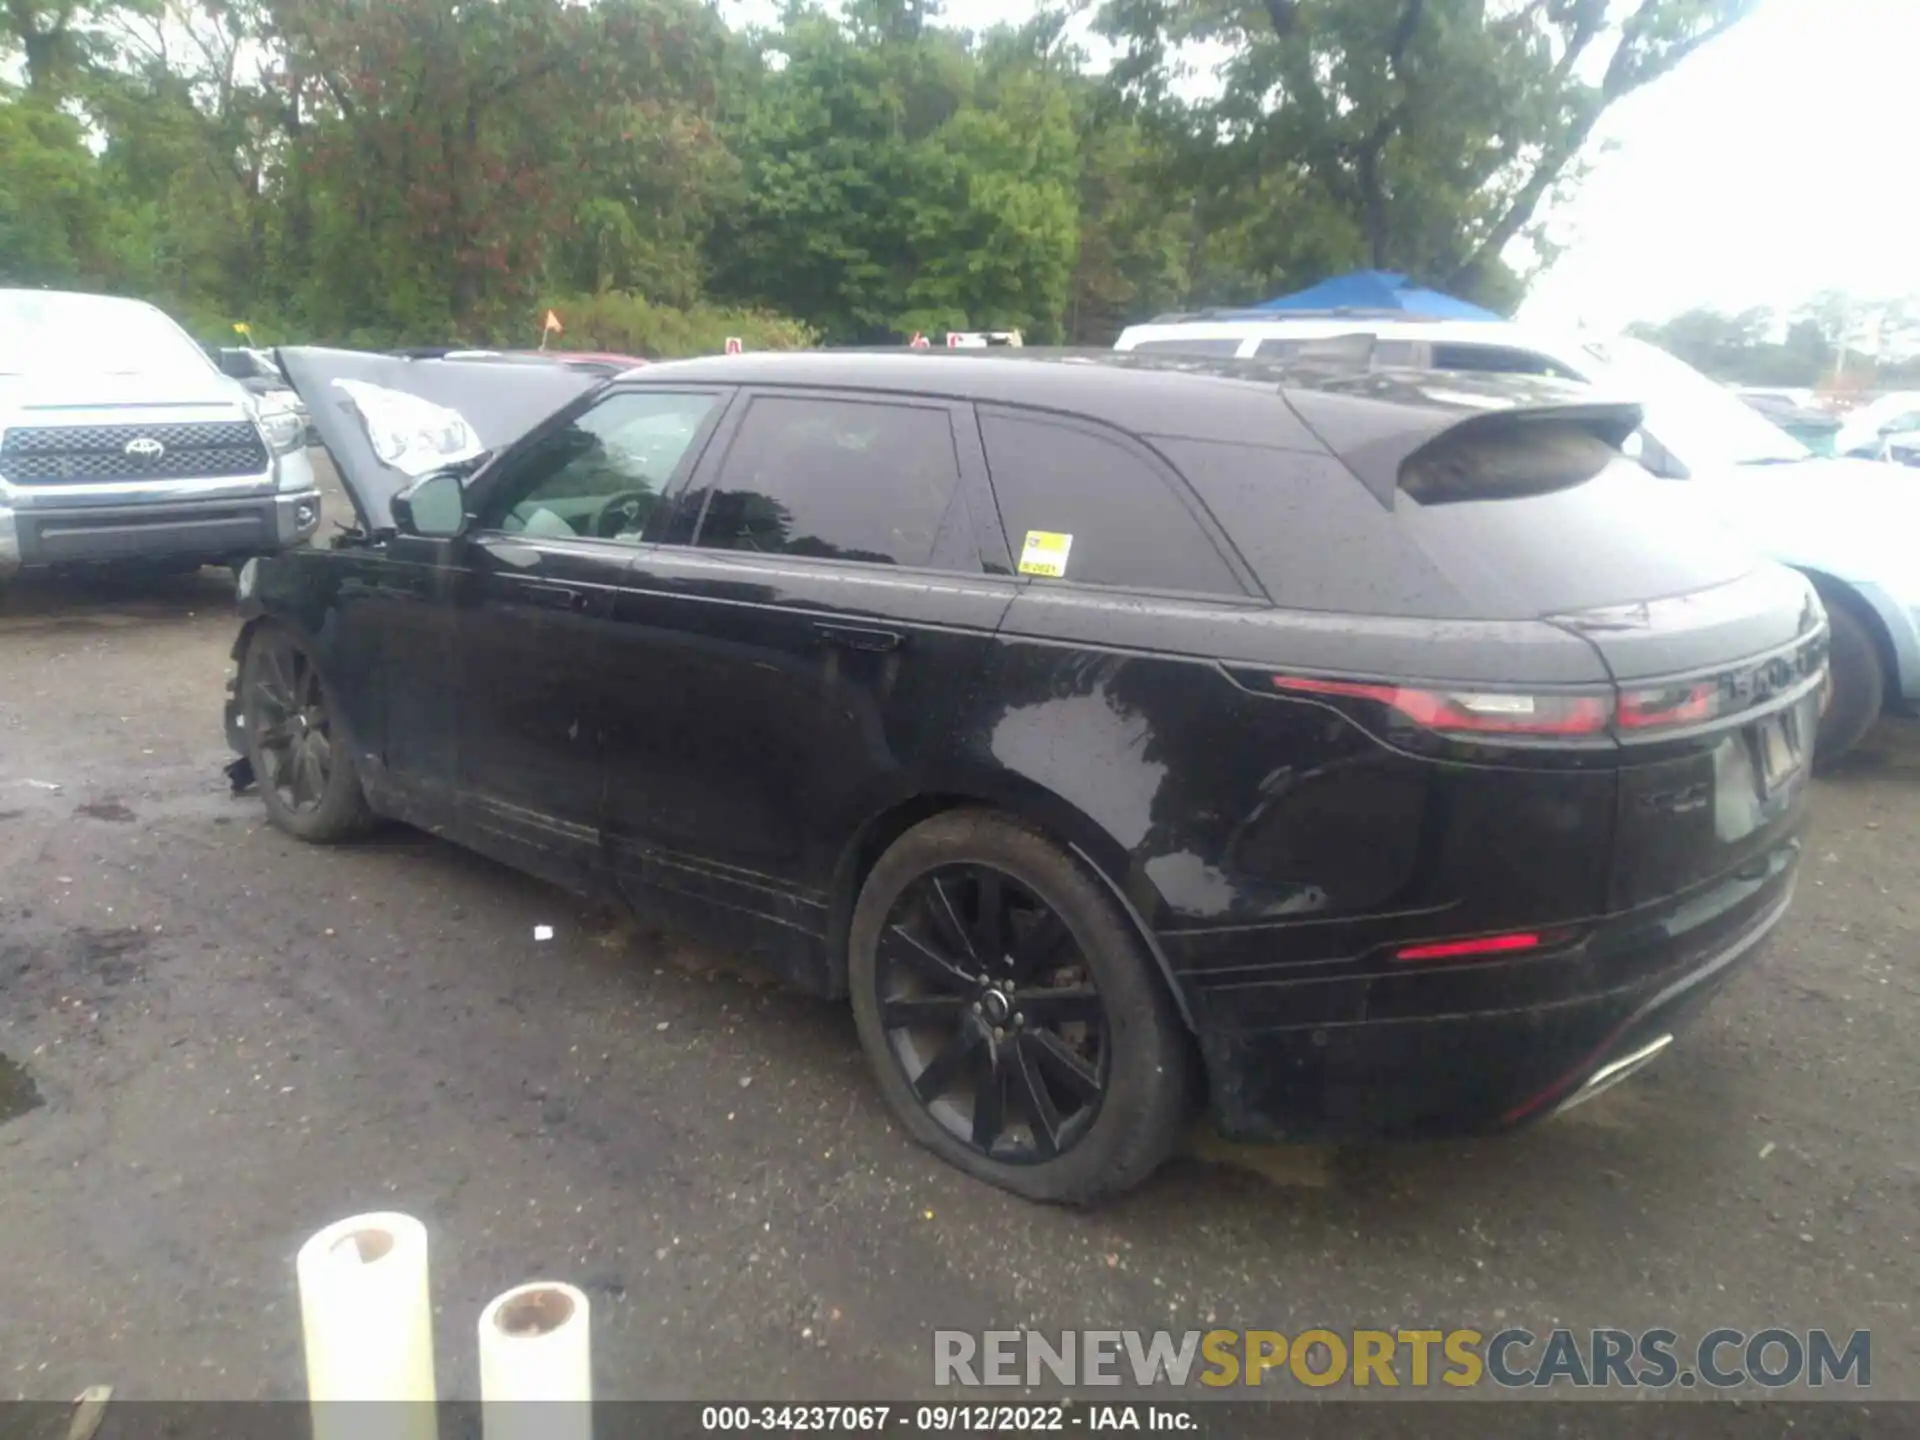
[1815, 601, 1883, 769]
[240, 625, 373, 842]
[848, 810, 1192, 1205]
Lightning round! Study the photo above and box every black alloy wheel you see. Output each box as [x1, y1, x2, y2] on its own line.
[241, 626, 373, 842]
[849, 810, 1192, 1205]
[875, 863, 1109, 1163]
[250, 631, 333, 815]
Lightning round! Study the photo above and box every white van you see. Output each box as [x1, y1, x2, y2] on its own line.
[1115, 311, 1920, 764]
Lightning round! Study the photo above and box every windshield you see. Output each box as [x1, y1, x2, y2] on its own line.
[0, 291, 215, 377]
[1580, 335, 1809, 469]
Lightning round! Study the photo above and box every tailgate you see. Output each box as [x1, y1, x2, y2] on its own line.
[1552, 567, 1827, 910]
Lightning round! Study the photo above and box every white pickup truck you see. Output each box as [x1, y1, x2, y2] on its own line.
[0, 289, 320, 584]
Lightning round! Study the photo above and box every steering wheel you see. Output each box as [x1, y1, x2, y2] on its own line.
[589, 489, 654, 539]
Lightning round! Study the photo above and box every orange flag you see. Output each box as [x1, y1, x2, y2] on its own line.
[543, 309, 563, 335]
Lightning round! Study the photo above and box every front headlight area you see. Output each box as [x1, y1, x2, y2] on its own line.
[254, 399, 307, 455]
[250, 394, 317, 493]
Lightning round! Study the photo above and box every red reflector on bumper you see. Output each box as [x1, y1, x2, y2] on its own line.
[1395, 932, 1544, 962]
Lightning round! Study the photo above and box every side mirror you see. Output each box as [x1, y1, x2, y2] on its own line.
[391, 470, 468, 539]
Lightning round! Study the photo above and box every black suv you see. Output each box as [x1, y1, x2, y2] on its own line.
[227, 347, 1823, 1203]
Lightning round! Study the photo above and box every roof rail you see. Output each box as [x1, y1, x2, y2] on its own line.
[1143, 308, 1273, 324]
[1143, 306, 1454, 325]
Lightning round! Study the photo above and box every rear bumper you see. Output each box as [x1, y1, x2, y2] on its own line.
[0, 489, 320, 577]
[1189, 840, 1799, 1142]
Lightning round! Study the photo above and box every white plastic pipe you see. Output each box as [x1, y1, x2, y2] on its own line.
[478, 1281, 592, 1440]
[295, 1212, 438, 1440]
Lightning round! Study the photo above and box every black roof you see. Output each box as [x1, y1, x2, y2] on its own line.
[640, 346, 1600, 418]
[629, 349, 1641, 502]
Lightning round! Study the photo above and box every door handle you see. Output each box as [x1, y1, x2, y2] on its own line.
[522, 583, 589, 613]
[814, 623, 905, 653]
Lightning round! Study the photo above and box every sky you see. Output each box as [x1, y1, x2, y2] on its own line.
[721, 0, 1916, 335]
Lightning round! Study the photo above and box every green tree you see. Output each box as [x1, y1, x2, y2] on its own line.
[707, 5, 1080, 343]
[0, 90, 115, 283]
[1098, 0, 1758, 307]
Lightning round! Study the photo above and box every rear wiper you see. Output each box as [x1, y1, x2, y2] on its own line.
[1737, 456, 1809, 467]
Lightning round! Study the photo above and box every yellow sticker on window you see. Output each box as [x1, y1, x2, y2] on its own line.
[1018, 529, 1073, 577]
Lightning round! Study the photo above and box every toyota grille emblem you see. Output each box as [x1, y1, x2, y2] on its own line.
[124, 437, 165, 460]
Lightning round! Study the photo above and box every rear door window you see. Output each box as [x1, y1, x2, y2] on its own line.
[978, 408, 1248, 596]
[688, 395, 972, 568]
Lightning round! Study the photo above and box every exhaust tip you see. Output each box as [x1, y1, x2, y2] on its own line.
[1553, 1034, 1674, 1117]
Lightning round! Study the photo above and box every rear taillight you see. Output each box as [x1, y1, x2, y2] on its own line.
[1616, 681, 1717, 730]
[1272, 673, 1739, 739]
[1271, 676, 1609, 737]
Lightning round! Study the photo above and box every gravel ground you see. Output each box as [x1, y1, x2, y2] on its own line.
[1, 459, 1915, 1409]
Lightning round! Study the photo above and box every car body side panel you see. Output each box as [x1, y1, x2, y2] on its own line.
[449, 534, 634, 895]
[958, 590, 1619, 956]
[598, 547, 1017, 973]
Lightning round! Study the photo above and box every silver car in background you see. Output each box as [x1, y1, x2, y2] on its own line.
[0, 289, 320, 583]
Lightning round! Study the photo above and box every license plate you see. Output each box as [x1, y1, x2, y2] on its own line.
[1757, 712, 1803, 794]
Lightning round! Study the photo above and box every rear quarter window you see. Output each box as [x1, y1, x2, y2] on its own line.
[1157, 439, 1467, 615]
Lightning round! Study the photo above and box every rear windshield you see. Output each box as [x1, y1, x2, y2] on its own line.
[1163, 437, 1758, 621]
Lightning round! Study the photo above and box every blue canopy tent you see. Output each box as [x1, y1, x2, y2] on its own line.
[1256, 270, 1501, 321]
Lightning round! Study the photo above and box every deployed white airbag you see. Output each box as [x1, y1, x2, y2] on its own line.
[332, 378, 485, 477]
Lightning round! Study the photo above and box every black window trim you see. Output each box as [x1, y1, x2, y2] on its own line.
[652, 384, 1006, 582]
[460, 381, 739, 543]
[970, 401, 1268, 606]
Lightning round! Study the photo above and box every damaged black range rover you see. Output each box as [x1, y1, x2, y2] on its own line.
[225, 346, 1824, 1204]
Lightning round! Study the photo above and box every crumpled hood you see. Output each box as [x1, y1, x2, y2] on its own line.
[1674, 454, 1920, 588]
[0, 366, 247, 415]
[277, 347, 605, 530]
